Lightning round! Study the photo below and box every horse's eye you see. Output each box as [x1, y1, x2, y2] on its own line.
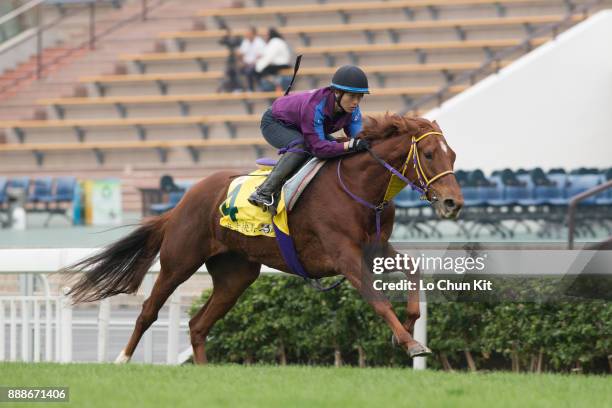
[424, 152, 433, 160]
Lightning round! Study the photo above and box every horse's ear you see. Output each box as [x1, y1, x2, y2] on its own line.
[432, 120, 442, 132]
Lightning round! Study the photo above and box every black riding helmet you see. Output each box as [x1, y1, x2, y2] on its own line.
[330, 65, 369, 113]
[331, 65, 370, 94]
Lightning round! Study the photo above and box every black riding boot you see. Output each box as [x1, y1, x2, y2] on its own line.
[248, 151, 307, 213]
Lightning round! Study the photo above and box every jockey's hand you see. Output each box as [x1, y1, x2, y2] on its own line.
[347, 138, 369, 153]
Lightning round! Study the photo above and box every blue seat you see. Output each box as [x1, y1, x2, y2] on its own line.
[516, 173, 534, 187]
[462, 170, 493, 207]
[150, 190, 185, 214]
[8, 176, 30, 191]
[29, 177, 54, 203]
[542, 173, 568, 206]
[462, 185, 496, 207]
[484, 179, 508, 206]
[549, 174, 602, 206]
[40, 177, 78, 227]
[0, 177, 7, 208]
[519, 184, 562, 206]
[54, 177, 77, 202]
[595, 169, 612, 205]
[486, 170, 526, 206]
[394, 187, 427, 208]
[515, 174, 536, 202]
[505, 184, 531, 204]
[454, 170, 468, 187]
[175, 181, 195, 191]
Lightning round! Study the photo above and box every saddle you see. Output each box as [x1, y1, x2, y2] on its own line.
[219, 157, 325, 238]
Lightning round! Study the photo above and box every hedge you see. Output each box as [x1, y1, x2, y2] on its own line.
[188, 276, 611, 373]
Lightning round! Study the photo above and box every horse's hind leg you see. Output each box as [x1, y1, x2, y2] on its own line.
[116, 247, 207, 363]
[189, 253, 261, 365]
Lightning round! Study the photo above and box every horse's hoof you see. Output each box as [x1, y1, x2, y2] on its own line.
[114, 349, 131, 364]
[408, 343, 432, 358]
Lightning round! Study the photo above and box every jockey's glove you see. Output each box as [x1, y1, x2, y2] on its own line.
[348, 138, 369, 153]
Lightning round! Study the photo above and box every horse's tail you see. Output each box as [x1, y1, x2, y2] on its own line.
[63, 212, 170, 304]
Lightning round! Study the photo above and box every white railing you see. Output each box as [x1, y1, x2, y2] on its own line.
[0, 248, 278, 365]
[0, 293, 72, 363]
[0, 248, 427, 368]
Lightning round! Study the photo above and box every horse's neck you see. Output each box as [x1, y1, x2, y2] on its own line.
[343, 136, 413, 204]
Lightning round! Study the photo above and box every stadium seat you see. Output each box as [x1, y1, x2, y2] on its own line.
[120, 38, 549, 66]
[516, 169, 556, 206]
[150, 190, 185, 214]
[531, 186, 564, 206]
[542, 171, 568, 206]
[38, 87, 467, 111]
[40, 176, 78, 226]
[8, 176, 30, 191]
[28, 177, 54, 205]
[77, 62, 497, 89]
[570, 167, 600, 175]
[487, 169, 530, 206]
[454, 170, 468, 186]
[549, 174, 602, 206]
[197, 0, 550, 19]
[160, 15, 581, 44]
[484, 175, 506, 206]
[0, 177, 7, 209]
[461, 170, 495, 207]
[595, 169, 612, 205]
[53, 177, 77, 203]
[0, 138, 271, 166]
[393, 187, 427, 208]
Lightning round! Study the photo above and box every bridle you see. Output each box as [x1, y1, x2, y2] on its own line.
[337, 130, 454, 241]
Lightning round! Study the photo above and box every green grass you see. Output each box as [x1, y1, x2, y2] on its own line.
[1, 363, 610, 408]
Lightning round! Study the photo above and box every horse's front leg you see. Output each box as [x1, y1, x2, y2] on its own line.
[384, 244, 421, 336]
[338, 250, 431, 358]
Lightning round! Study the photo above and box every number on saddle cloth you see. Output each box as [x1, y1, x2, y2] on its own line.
[220, 185, 240, 222]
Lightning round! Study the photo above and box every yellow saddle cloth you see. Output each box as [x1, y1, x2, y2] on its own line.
[219, 168, 289, 237]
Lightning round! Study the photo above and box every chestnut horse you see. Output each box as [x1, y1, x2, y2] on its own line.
[65, 114, 463, 364]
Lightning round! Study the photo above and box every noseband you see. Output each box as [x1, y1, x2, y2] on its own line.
[337, 130, 454, 241]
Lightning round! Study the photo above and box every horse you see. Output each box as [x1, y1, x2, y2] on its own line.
[63, 113, 464, 364]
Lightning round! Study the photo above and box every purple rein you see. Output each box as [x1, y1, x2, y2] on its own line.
[336, 138, 429, 243]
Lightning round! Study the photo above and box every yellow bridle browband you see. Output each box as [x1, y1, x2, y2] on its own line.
[383, 131, 455, 202]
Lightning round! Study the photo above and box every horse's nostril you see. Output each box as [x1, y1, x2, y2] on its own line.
[444, 199, 456, 209]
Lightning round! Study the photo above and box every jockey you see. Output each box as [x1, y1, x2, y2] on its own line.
[248, 65, 371, 212]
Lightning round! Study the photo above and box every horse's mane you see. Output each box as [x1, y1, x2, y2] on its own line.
[360, 113, 435, 142]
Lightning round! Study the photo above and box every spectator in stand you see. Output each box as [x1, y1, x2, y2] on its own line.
[252, 28, 292, 93]
[238, 26, 266, 91]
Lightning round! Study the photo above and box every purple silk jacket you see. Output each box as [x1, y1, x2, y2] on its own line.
[271, 87, 363, 158]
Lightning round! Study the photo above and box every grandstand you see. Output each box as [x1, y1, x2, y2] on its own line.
[0, 0, 610, 216]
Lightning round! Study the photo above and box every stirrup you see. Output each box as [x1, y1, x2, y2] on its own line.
[260, 193, 277, 214]
[249, 189, 275, 209]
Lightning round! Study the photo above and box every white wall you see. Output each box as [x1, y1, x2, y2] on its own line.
[426, 10, 612, 173]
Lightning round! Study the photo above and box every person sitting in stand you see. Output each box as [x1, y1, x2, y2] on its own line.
[238, 26, 266, 91]
[250, 27, 292, 93]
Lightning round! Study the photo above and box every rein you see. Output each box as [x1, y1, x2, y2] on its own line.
[337, 130, 454, 242]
